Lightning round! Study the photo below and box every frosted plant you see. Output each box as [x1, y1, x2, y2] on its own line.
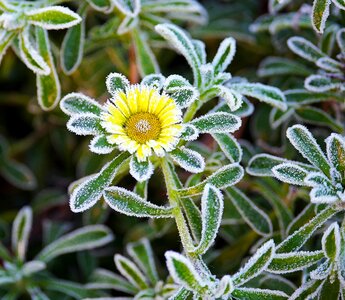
[86, 238, 179, 299]
[0, 206, 114, 299]
[0, 0, 82, 110]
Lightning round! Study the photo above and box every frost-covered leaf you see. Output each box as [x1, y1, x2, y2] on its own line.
[193, 184, 223, 255]
[170, 287, 193, 299]
[287, 203, 315, 236]
[155, 24, 201, 86]
[319, 274, 341, 300]
[106, 72, 130, 95]
[61, 5, 86, 74]
[181, 124, 199, 141]
[0, 29, 16, 64]
[232, 287, 288, 299]
[230, 82, 287, 111]
[277, 205, 339, 253]
[104, 186, 174, 218]
[22, 260, 46, 276]
[267, 251, 324, 274]
[289, 279, 324, 300]
[286, 125, 331, 176]
[326, 134, 345, 173]
[117, 15, 138, 35]
[247, 154, 287, 177]
[86, 0, 113, 12]
[127, 239, 158, 284]
[191, 112, 241, 134]
[141, 74, 165, 89]
[258, 57, 312, 77]
[129, 155, 153, 182]
[272, 163, 310, 186]
[212, 133, 242, 163]
[322, 222, 341, 260]
[60, 93, 103, 116]
[305, 75, 343, 92]
[214, 275, 234, 298]
[212, 37, 236, 74]
[285, 89, 342, 106]
[178, 163, 244, 197]
[36, 27, 60, 110]
[19, 30, 50, 75]
[287, 36, 325, 63]
[309, 184, 339, 203]
[167, 85, 199, 109]
[269, 107, 294, 129]
[25, 6, 82, 30]
[312, 0, 331, 33]
[113, 0, 141, 16]
[226, 187, 272, 236]
[37, 225, 113, 263]
[170, 147, 205, 173]
[12, 206, 32, 261]
[233, 240, 275, 286]
[132, 29, 159, 77]
[165, 251, 206, 293]
[43, 278, 90, 298]
[90, 135, 115, 154]
[115, 254, 148, 289]
[67, 113, 104, 136]
[336, 28, 345, 53]
[316, 57, 342, 72]
[69, 152, 130, 212]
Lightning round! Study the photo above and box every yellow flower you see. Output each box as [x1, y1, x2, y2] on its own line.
[101, 85, 183, 161]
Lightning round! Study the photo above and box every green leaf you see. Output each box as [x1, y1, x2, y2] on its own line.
[337, 28, 345, 53]
[61, 5, 86, 74]
[277, 205, 339, 253]
[233, 240, 275, 286]
[178, 163, 244, 197]
[258, 57, 312, 77]
[267, 251, 324, 273]
[232, 287, 288, 300]
[103, 186, 174, 218]
[36, 27, 60, 110]
[287, 36, 325, 62]
[193, 184, 223, 255]
[247, 154, 287, 177]
[12, 206, 32, 261]
[25, 6, 82, 30]
[127, 239, 159, 284]
[226, 187, 272, 236]
[170, 287, 193, 300]
[129, 155, 153, 182]
[289, 279, 323, 300]
[60, 93, 103, 116]
[27, 288, 49, 300]
[322, 222, 341, 261]
[90, 135, 115, 154]
[69, 152, 130, 212]
[86, 0, 113, 12]
[190, 112, 241, 134]
[212, 133, 242, 163]
[269, 107, 294, 129]
[0, 242, 11, 261]
[286, 125, 331, 176]
[141, 73, 165, 89]
[212, 37, 236, 74]
[170, 147, 205, 173]
[305, 75, 343, 92]
[155, 24, 201, 86]
[319, 274, 341, 300]
[285, 89, 342, 106]
[114, 254, 148, 289]
[287, 203, 315, 236]
[36, 225, 113, 262]
[42, 278, 90, 299]
[312, 0, 331, 33]
[117, 15, 138, 35]
[230, 82, 287, 111]
[326, 133, 345, 173]
[272, 163, 310, 186]
[87, 268, 137, 294]
[132, 29, 159, 76]
[106, 72, 130, 95]
[67, 114, 104, 136]
[113, 0, 141, 17]
[165, 251, 206, 293]
[0, 29, 16, 64]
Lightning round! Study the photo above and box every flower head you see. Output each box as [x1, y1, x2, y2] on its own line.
[101, 85, 183, 161]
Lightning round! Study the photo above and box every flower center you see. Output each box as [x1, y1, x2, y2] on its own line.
[125, 112, 161, 144]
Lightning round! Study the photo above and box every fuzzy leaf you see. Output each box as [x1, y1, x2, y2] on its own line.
[286, 125, 331, 176]
[25, 6, 82, 30]
[288, 36, 325, 62]
[305, 75, 343, 92]
[36, 27, 60, 110]
[22, 260, 46, 276]
[106, 72, 130, 95]
[232, 287, 288, 299]
[212, 37, 236, 74]
[247, 154, 287, 177]
[312, 0, 331, 33]
[285, 89, 342, 106]
[267, 251, 324, 274]
[326, 133, 345, 173]
[37, 225, 113, 262]
[104, 186, 174, 218]
[129, 155, 154, 182]
[170, 147, 205, 173]
[166, 85, 199, 109]
[336, 28, 345, 53]
[322, 222, 341, 260]
[141, 74, 165, 89]
[0, 29, 16, 64]
[181, 124, 199, 141]
[90, 135, 115, 154]
[272, 163, 310, 186]
[178, 163, 244, 197]
[258, 57, 312, 77]
[67, 113, 104, 136]
[226, 187, 272, 236]
[212, 133, 242, 163]
[12, 206, 32, 261]
[86, 0, 113, 12]
[289, 279, 323, 300]
[60, 93, 103, 116]
[69, 152, 130, 212]
[191, 112, 241, 134]
[113, 0, 140, 16]
[114, 254, 148, 289]
[193, 184, 223, 255]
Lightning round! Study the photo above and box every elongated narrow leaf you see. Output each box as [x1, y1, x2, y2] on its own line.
[0, 29, 16, 64]
[26, 6, 82, 30]
[277, 205, 339, 253]
[322, 222, 341, 261]
[326, 133, 345, 173]
[285, 89, 342, 106]
[170, 147, 205, 173]
[230, 83, 287, 111]
[37, 225, 113, 262]
[267, 251, 324, 273]
[67, 113, 104, 136]
[42, 278, 90, 299]
[12, 206, 32, 261]
[286, 125, 331, 176]
[258, 57, 312, 77]
[247, 154, 287, 177]
[115, 254, 148, 289]
[129, 155, 153, 182]
[127, 239, 158, 284]
[232, 287, 288, 300]
[86, 0, 113, 12]
[212, 37, 236, 74]
[193, 184, 223, 255]
[226, 187, 272, 236]
[178, 163, 244, 197]
[287, 37, 325, 62]
[272, 163, 310, 186]
[233, 240, 275, 286]
[305, 75, 343, 92]
[90, 135, 115, 154]
[36, 27, 60, 110]
[312, 0, 331, 33]
[69, 152, 130, 212]
[212, 133, 242, 163]
[104, 186, 174, 218]
[60, 93, 103, 116]
[289, 279, 324, 300]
